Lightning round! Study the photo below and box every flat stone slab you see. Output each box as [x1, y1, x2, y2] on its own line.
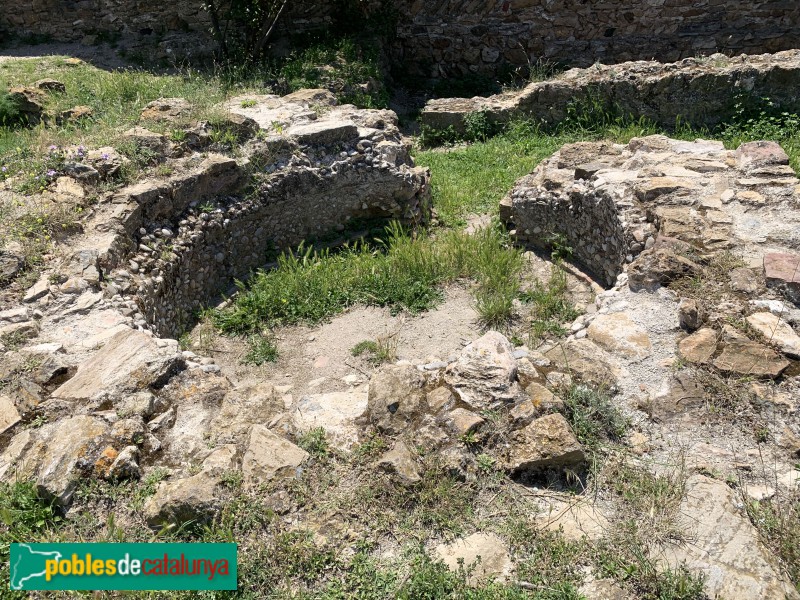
[286, 121, 358, 145]
[662, 475, 800, 600]
[746, 311, 800, 358]
[242, 425, 308, 485]
[51, 328, 181, 403]
[712, 337, 790, 378]
[435, 533, 513, 585]
[764, 252, 800, 304]
[291, 391, 368, 450]
[587, 312, 651, 360]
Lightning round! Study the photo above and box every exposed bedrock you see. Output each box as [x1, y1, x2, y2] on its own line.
[87, 91, 430, 337]
[501, 135, 800, 288]
[421, 51, 800, 133]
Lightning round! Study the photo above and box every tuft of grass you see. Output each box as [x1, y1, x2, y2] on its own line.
[242, 334, 279, 365]
[213, 222, 524, 335]
[351, 335, 397, 366]
[0, 86, 22, 127]
[297, 428, 330, 458]
[746, 482, 800, 590]
[415, 121, 567, 227]
[559, 384, 628, 451]
[521, 264, 580, 342]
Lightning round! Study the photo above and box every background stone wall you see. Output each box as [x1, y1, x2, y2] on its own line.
[2, 0, 800, 76]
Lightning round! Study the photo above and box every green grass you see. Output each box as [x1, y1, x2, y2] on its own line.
[521, 264, 580, 342]
[414, 122, 568, 228]
[351, 336, 397, 366]
[276, 38, 388, 109]
[242, 334, 279, 365]
[213, 221, 524, 334]
[559, 384, 629, 451]
[746, 484, 800, 591]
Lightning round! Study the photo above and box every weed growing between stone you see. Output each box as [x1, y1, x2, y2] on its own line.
[746, 487, 800, 591]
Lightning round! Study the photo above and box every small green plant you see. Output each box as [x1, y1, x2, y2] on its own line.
[351, 335, 397, 366]
[169, 129, 188, 142]
[297, 428, 329, 458]
[240, 99, 257, 108]
[132, 467, 169, 510]
[463, 110, 495, 142]
[560, 384, 628, 450]
[0, 87, 21, 127]
[521, 264, 580, 341]
[242, 334, 278, 365]
[476, 453, 496, 473]
[198, 200, 216, 213]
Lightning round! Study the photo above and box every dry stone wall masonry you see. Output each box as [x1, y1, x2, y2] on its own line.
[4, 1, 800, 75]
[422, 50, 800, 134]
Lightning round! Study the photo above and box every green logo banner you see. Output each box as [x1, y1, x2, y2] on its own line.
[9, 543, 237, 591]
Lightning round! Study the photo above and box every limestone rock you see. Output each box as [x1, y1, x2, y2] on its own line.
[506, 413, 585, 473]
[108, 445, 141, 480]
[434, 533, 513, 585]
[210, 382, 283, 444]
[628, 246, 702, 292]
[375, 441, 420, 484]
[140, 97, 192, 122]
[764, 253, 800, 305]
[587, 312, 651, 359]
[436, 408, 484, 438]
[0, 394, 21, 435]
[8, 87, 44, 125]
[643, 372, 706, 423]
[746, 311, 800, 358]
[287, 120, 358, 145]
[544, 339, 618, 389]
[291, 391, 368, 450]
[34, 78, 66, 92]
[538, 501, 611, 541]
[51, 328, 182, 404]
[57, 105, 93, 125]
[678, 327, 718, 364]
[445, 331, 518, 410]
[144, 445, 237, 527]
[525, 382, 560, 412]
[662, 475, 800, 600]
[122, 126, 169, 155]
[678, 298, 702, 331]
[0, 415, 110, 506]
[242, 425, 308, 486]
[712, 334, 790, 378]
[0, 252, 22, 284]
[366, 364, 427, 435]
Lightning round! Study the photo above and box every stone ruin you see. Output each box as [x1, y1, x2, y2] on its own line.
[422, 50, 800, 134]
[502, 135, 800, 289]
[70, 90, 430, 338]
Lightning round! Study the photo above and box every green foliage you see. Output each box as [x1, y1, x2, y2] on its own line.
[559, 384, 628, 449]
[351, 336, 397, 365]
[275, 38, 388, 109]
[297, 428, 330, 458]
[746, 487, 800, 590]
[0, 481, 62, 541]
[242, 334, 279, 365]
[0, 86, 21, 128]
[597, 542, 706, 600]
[213, 222, 523, 335]
[415, 120, 567, 227]
[520, 264, 580, 341]
[203, 0, 288, 63]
